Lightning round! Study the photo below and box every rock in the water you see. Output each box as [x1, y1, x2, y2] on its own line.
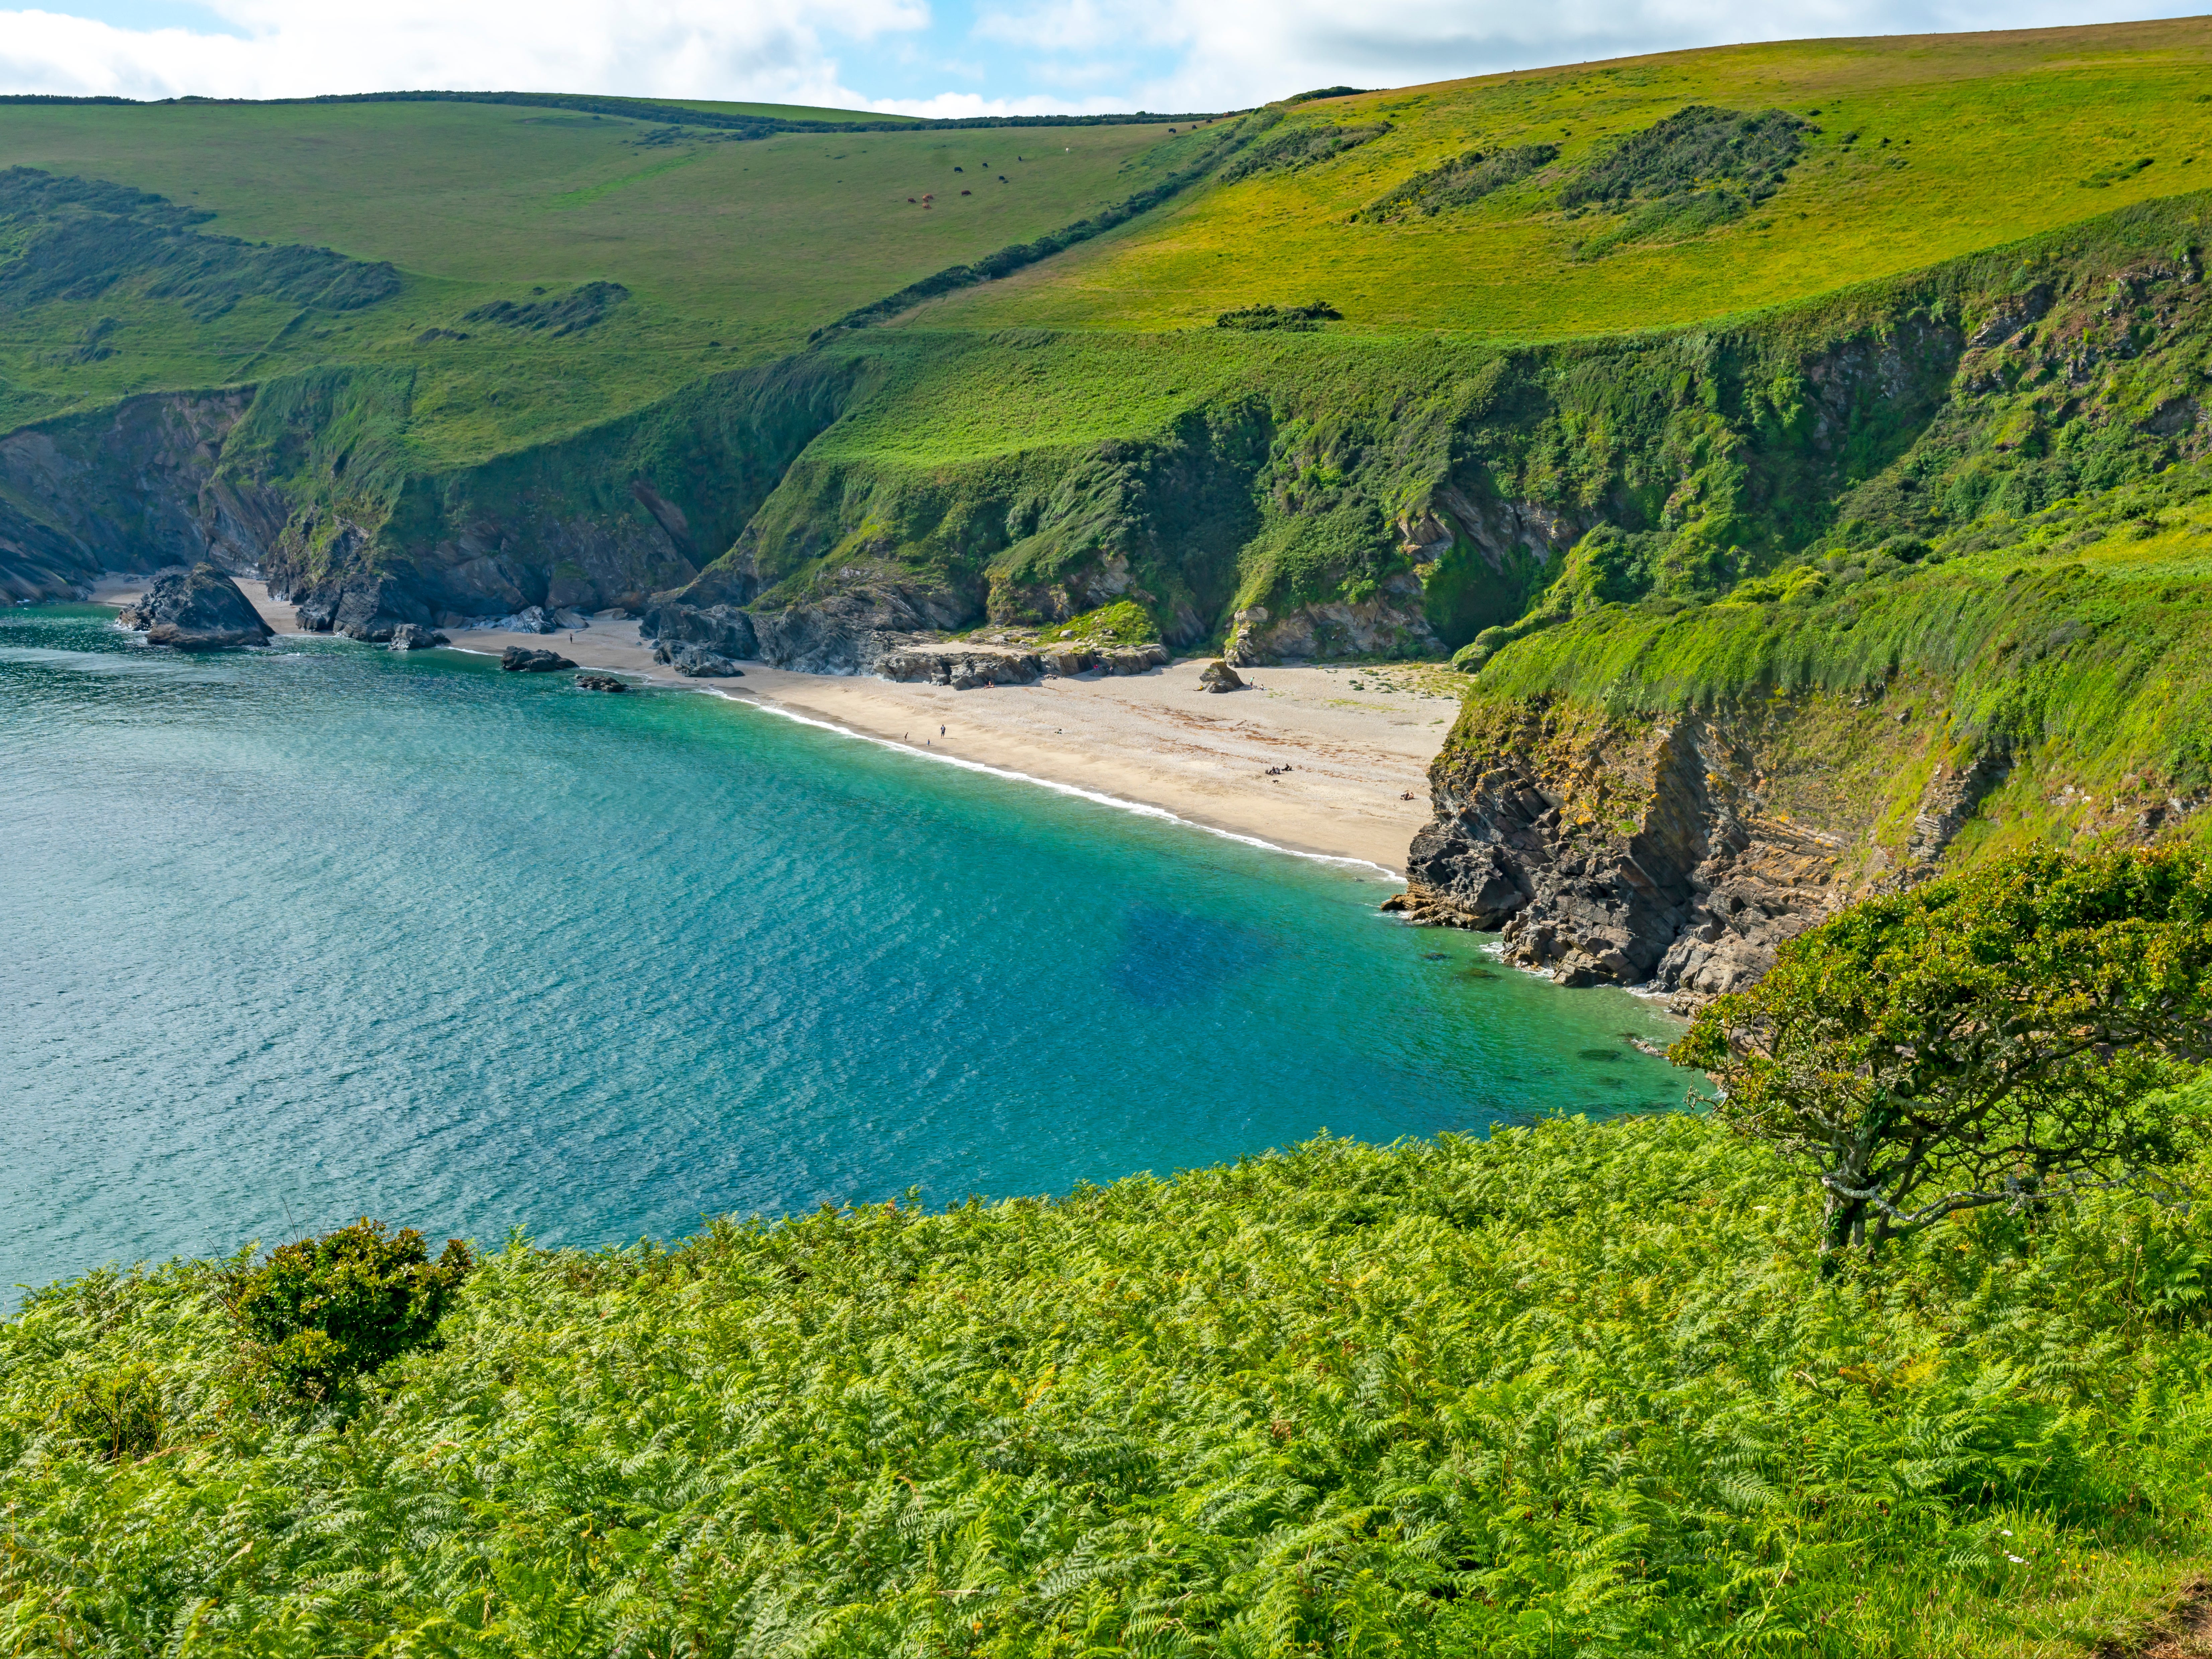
[576, 674, 628, 692]
[116, 563, 272, 649]
[500, 646, 576, 672]
[652, 641, 743, 677]
[388, 623, 449, 651]
[1198, 659, 1244, 693]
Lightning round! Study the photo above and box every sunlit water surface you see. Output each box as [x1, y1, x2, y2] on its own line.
[1, 606, 1689, 1296]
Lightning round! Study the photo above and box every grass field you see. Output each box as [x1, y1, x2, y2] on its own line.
[923, 19, 2212, 339]
[0, 99, 1185, 458]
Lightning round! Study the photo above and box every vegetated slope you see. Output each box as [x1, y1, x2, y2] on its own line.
[8, 1115, 2211, 1656]
[922, 18, 2212, 338]
[0, 96, 1194, 444]
[1385, 199, 2212, 1005]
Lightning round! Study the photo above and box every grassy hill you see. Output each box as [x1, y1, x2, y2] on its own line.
[15, 34, 2212, 1653]
[0, 97, 1190, 452]
[923, 21, 2212, 339]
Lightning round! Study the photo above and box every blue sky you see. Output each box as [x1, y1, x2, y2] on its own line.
[0, 0, 2198, 113]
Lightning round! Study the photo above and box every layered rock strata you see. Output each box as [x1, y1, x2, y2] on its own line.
[1383, 694, 1980, 1008]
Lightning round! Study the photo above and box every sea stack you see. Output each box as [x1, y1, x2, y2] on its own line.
[116, 565, 273, 649]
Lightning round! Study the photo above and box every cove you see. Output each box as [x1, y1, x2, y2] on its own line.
[0, 606, 1688, 1297]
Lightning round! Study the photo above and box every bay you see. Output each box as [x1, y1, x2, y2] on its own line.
[0, 605, 1689, 1297]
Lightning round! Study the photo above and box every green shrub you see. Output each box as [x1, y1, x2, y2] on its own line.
[227, 1219, 472, 1398]
[1218, 121, 1390, 183]
[55, 1364, 164, 1461]
[1357, 143, 1559, 222]
[1559, 104, 1809, 210]
[1214, 298, 1341, 331]
[1676, 845, 2212, 1256]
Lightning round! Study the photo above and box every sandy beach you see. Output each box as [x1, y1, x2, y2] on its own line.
[90, 577, 1457, 874]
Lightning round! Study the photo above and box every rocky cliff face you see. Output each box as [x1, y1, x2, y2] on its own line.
[1384, 687, 2031, 1008]
[0, 356, 862, 642]
[0, 392, 285, 601]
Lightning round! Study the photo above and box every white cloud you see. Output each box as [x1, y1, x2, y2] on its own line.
[864, 89, 1126, 117]
[0, 0, 2203, 112]
[980, 0, 2212, 112]
[0, 0, 927, 101]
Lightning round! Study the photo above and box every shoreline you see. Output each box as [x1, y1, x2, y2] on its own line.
[88, 577, 1453, 875]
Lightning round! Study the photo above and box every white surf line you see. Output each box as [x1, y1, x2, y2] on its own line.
[711, 686, 1407, 883]
[436, 639, 1404, 878]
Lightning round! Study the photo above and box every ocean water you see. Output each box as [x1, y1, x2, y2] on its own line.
[1, 606, 1691, 1297]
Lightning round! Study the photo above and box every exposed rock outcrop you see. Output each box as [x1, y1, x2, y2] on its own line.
[746, 581, 974, 676]
[0, 391, 285, 603]
[652, 641, 744, 677]
[1199, 660, 1244, 692]
[1225, 574, 1438, 665]
[1383, 683, 2084, 1007]
[638, 601, 757, 659]
[1383, 696, 1912, 1008]
[116, 563, 273, 648]
[388, 624, 448, 651]
[877, 644, 1047, 688]
[286, 571, 439, 643]
[499, 646, 574, 672]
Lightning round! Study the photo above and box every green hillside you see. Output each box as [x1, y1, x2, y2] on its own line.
[16, 31, 2212, 1654]
[12, 1116, 2212, 1658]
[925, 20, 2212, 338]
[0, 97, 1187, 451]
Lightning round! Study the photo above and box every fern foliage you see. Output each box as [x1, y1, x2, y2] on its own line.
[5, 1118, 2212, 1655]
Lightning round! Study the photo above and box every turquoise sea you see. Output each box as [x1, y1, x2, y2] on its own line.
[0, 605, 1689, 1297]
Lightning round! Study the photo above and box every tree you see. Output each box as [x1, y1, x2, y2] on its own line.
[1671, 845, 2212, 1257]
[228, 1219, 473, 1398]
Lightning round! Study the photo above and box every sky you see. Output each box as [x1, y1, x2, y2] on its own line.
[0, 0, 2198, 115]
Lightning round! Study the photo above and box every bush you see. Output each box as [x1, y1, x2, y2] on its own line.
[1560, 104, 1809, 209]
[1357, 143, 1559, 222]
[228, 1219, 472, 1398]
[1215, 298, 1341, 331]
[1218, 122, 1390, 183]
[56, 1365, 163, 1461]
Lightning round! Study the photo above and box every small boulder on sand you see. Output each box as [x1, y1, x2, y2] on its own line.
[1198, 659, 1245, 693]
[652, 641, 744, 677]
[500, 646, 575, 672]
